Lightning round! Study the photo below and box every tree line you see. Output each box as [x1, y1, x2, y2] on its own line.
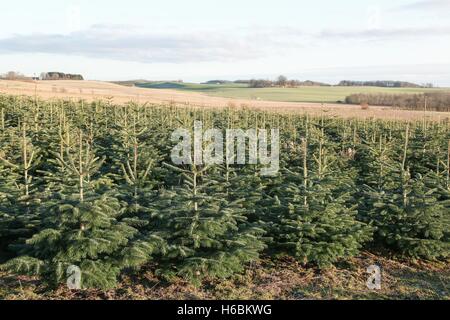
[345, 92, 450, 112]
[248, 76, 329, 88]
[339, 80, 427, 88]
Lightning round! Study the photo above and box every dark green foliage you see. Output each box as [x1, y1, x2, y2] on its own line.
[153, 163, 265, 284]
[3, 193, 137, 289]
[266, 136, 372, 267]
[359, 127, 450, 260]
[0, 94, 449, 290]
[2, 128, 138, 289]
[0, 121, 42, 257]
[363, 173, 449, 259]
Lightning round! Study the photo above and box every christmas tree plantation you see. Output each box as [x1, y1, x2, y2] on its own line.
[0, 94, 449, 290]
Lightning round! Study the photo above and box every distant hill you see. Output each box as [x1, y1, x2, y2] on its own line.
[111, 79, 151, 87]
[115, 81, 246, 91]
[302, 80, 331, 87]
[136, 82, 186, 89]
[202, 80, 232, 85]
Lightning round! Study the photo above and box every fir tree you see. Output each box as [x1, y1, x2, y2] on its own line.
[0, 122, 42, 257]
[266, 137, 372, 267]
[2, 130, 137, 289]
[113, 114, 167, 269]
[154, 163, 265, 284]
[361, 126, 449, 259]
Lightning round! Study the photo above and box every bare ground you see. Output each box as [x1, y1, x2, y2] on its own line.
[1, 252, 448, 300]
[1, 79, 449, 121]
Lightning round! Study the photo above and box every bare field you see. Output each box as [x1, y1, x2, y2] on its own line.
[1, 79, 449, 121]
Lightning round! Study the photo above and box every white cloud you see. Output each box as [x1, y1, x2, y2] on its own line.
[0, 25, 266, 63]
[0, 23, 449, 65]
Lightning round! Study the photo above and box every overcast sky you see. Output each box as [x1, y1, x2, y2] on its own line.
[1, 0, 450, 86]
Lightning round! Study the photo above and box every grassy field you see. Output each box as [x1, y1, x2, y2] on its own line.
[134, 82, 448, 103]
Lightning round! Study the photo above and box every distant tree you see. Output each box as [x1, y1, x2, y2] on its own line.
[288, 79, 301, 87]
[345, 92, 450, 112]
[3, 71, 26, 81]
[338, 80, 421, 88]
[39, 72, 84, 81]
[249, 79, 273, 88]
[276, 75, 288, 87]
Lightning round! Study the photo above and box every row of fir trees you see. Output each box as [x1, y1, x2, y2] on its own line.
[0, 95, 448, 289]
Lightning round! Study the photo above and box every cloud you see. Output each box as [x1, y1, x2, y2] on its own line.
[0, 25, 267, 63]
[0, 24, 449, 63]
[319, 26, 450, 40]
[397, 0, 450, 10]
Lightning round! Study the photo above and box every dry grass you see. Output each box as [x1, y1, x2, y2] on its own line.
[2, 79, 450, 121]
[1, 252, 448, 300]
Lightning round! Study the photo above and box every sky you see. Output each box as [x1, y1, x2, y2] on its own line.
[0, 0, 450, 86]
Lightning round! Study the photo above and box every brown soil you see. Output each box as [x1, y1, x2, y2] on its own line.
[1, 253, 448, 300]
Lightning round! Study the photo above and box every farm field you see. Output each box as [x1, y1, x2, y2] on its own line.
[2, 79, 450, 121]
[132, 81, 449, 103]
[0, 94, 448, 300]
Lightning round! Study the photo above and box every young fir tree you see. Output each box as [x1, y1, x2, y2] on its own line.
[266, 135, 372, 267]
[408, 125, 441, 175]
[0, 121, 42, 257]
[154, 163, 265, 284]
[112, 114, 167, 269]
[361, 126, 449, 259]
[2, 130, 138, 289]
[222, 164, 270, 235]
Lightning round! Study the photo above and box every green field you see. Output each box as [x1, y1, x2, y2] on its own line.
[133, 82, 449, 103]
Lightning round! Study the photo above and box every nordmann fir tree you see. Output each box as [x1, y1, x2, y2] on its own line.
[208, 161, 268, 262]
[0, 121, 42, 257]
[2, 129, 138, 289]
[113, 113, 167, 269]
[154, 160, 265, 285]
[220, 111, 272, 229]
[265, 122, 372, 267]
[362, 125, 449, 259]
